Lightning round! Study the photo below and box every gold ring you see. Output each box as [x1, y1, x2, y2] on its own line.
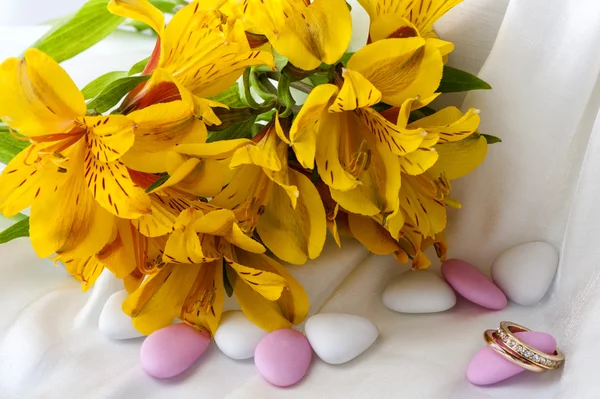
[496, 321, 564, 370]
[483, 329, 546, 372]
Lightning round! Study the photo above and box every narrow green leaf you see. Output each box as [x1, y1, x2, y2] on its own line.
[274, 51, 289, 73]
[150, 0, 184, 13]
[209, 83, 245, 108]
[0, 217, 30, 245]
[256, 109, 276, 123]
[409, 105, 437, 122]
[87, 75, 150, 113]
[340, 52, 354, 67]
[145, 174, 170, 193]
[127, 20, 152, 32]
[31, 0, 124, 63]
[0, 128, 29, 165]
[482, 134, 502, 144]
[438, 66, 492, 93]
[207, 115, 257, 143]
[223, 261, 234, 297]
[81, 71, 128, 100]
[128, 57, 150, 75]
[309, 74, 330, 87]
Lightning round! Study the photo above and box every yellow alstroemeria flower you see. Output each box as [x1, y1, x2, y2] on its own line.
[0, 49, 150, 259]
[345, 36, 443, 107]
[123, 207, 309, 334]
[173, 116, 327, 265]
[358, 0, 462, 57]
[230, 0, 353, 71]
[58, 217, 161, 292]
[288, 67, 426, 220]
[346, 102, 485, 269]
[119, 69, 221, 174]
[108, 0, 274, 106]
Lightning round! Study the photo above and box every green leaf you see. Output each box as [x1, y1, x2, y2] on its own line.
[438, 66, 492, 93]
[31, 0, 124, 63]
[274, 50, 289, 73]
[209, 83, 245, 108]
[309, 74, 330, 87]
[256, 109, 276, 123]
[127, 20, 152, 32]
[128, 57, 150, 75]
[207, 115, 257, 143]
[0, 217, 30, 245]
[340, 52, 354, 67]
[482, 134, 502, 144]
[409, 105, 437, 122]
[223, 261, 234, 297]
[81, 71, 128, 100]
[87, 75, 150, 113]
[150, 0, 185, 13]
[0, 128, 29, 165]
[145, 174, 169, 193]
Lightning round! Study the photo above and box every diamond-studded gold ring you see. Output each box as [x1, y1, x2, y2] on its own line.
[483, 329, 546, 372]
[495, 321, 564, 371]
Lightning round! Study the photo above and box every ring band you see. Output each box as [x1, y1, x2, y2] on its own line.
[483, 329, 546, 372]
[496, 321, 564, 370]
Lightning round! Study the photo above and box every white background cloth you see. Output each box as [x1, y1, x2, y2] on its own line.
[1, 0, 600, 397]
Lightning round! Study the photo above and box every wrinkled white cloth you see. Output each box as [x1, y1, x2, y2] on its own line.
[2, 0, 600, 397]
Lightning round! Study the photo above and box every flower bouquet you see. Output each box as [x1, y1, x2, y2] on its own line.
[0, 0, 499, 382]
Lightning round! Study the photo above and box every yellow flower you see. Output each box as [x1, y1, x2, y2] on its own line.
[108, 0, 274, 103]
[122, 207, 309, 335]
[232, 0, 353, 71]
[351, 102, 486, 268]
[288, 67, 426, 220]
[358, 0, 462, 56]
[0, 49, 150, 259]
[119, 69, 217, 174]
[345, 36, 443, 107]
[173, 116, 327, 265]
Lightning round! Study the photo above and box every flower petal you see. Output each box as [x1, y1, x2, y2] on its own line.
[399, 147, 439, 175]
[399, 174, 447, 237]
[356, 107, 424, 156]
[348, 38, 443, 107]
[257, 169, 327, 265]
[124, 263, 201, 335]
[161, 6, 273, 97]
[233, 249, 309, 330]
[315, 112, 360, 191]
[0, 143, 67, 217]
[108, 0, 165, 35]
[60, 255, 105, 292]
[84, 147, 151, 218]
[409, 106, 480, 143]
[428, 135, 488, 180]
[193, 209, 266, 253]
[80, 115, 135, 163]
[328, 69, 382, 113]
[266, 0, 352, 70]
[175, 138, 254, 159]
[180, 260, 224, 334]
[28, 141, 115, 258]
[165, 152, 235, 197]
[0, 49, 85, 136]
[289, 84, 338, 169]
[347, 213, 404, 256]
[228, 261, 286, 301]
[164, 208, 219, 264]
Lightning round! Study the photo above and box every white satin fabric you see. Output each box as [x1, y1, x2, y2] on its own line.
[1, 0, 600, 397]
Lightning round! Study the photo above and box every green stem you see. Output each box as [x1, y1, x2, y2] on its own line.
[266, 71, 314, 94]
[243, 68, 262, 109]
[277, 73, 296, 118]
